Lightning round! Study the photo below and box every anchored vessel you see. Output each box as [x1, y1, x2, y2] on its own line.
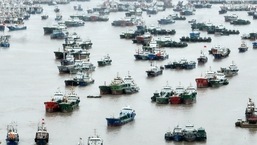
[106, 106, 136, 126]
[35, 119, 49, 145]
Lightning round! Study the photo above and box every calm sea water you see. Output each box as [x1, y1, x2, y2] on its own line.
[1, 0, 257, 145]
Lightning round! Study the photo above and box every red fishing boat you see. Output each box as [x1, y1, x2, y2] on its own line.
[44, 88, 64, 113]
[195, 68, 215, 88]
[169, 84, 184, 104]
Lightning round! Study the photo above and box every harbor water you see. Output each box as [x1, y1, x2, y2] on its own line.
[1, 0, 257, 144]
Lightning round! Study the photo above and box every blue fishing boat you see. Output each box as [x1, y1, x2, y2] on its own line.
[165, 125, 184, 142]
[106, 106, 136, 126]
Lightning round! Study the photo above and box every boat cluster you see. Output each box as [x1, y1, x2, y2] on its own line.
[195, 63, 237, 88]
[5, 119, 49, 145]
[151, 83, 197, 105]
[165, 124, 207, 142]
[44, 88, 80, 113]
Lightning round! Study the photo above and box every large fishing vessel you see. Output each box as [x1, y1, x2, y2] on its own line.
[106, 106, 136, 126]
[6, 122, 19, 145]
[34, 119, 49, 145]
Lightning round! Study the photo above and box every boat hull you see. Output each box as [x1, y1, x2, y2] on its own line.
[44, 102, 61, 113]
[106, 116, 135, 126]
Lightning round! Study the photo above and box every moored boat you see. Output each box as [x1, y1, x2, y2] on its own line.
[64, 71, 94, 87]
[169, 83, 184, 104]
[253, 41, 257, 49]
[197, 50, 208, 64]
[97, 54, 112, 66]
[146, 63, 163, 77]
[58, 89, 80, 112]
[6, 122, 19, 145]
[34, 119, 49, 145]
[235, 98, 257, 128]
[182, 124, 197, 142]
[218, 61, 239, 77]
[44, 88, 64, 113]
[238, 41, 248, 52]
[181, 84, 197, 104]
[88, 130, 104, 145]
[164, 125, 184, 141]
[106, 106, 136, 126]
[7, 25, 27, 31]
[156, 83, 173, 104]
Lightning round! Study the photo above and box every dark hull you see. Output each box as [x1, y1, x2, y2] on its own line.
[99, 86, 112, 95]
[146, 70, 163, 77]
[106, 116, 135, 126]
[35, 139, 48, 145]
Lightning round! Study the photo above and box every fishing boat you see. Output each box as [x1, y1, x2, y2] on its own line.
[235, 98, 257, 128]
[0, 35, 11, 47]
[158, 15, 175, 25]
[97, 54, 112, 66]
[238, 41, 248, 52]
[6, 122, 19, 145]
[68, 60, 96, 74]
[164, 125, 184, 141]
[106, 106, 136, 126]
[182, 124, 197, 142]
[59, 89, 80, 112]
[64, 71, 94, 87]
[197, 50, 208, 64]
[34, 119, 49, 145]
[7, 25, 27, 31]
[99, 81, 112, 95]
[195, 68, 216, 88]
[208, 72, 229, 87]
[87, 130, 104, 145]
[146, 63, 163, 77]
[219, 61, 239, 77]
[156, 83, 173, 104]
[44, 88, 64, 113]
[41, 14, 49, 20]
[181, 84, 197, 104]
[122, 73, 140, 94]
[195, 127, 207, 141]
[169, 83, 184, 104]
[209, 45, 230, 59]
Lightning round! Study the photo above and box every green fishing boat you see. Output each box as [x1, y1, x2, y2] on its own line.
[59, 89, 80, 112]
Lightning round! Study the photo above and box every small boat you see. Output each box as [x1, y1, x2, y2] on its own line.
[106, 106, 136, 126]
[195, 127, 207, 141]
[197, 50, 208, 64]
[59, 89, 80, 112]
[238, 41, 248, 52]
[34, 119, 49, 145]
[164, 125, 184, 141]
[181, 84, 197, 104]
[88, 130, 104, 145]
[0, 35, 11, 47]
[209, 45, 230, 59]
[7, 25, 27, 31]
[156, 83, 173, 104]
[158, 15, 175, 25]
[41, 14, 49, 20]
[169, 83, 184, 104]
[219, 61, 239, 77]
[6, 122, 19, 145]
[87, 95, 102, 98]
[146, 62, 163, 77]
[55, 13, 62, 21]
[208, 72, 229, 87]
[64, 71, 94, 87]
[97, 54, 112, 66]
[182, 124, 197, 142]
